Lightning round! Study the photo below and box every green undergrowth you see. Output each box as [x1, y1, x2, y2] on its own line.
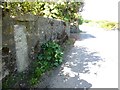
[28, 41, 63, 86]
[2, 39, 75, 88]
[2, 41, 64, 88]
[83, 19, 118, 30]
[97, 20, 118, 30]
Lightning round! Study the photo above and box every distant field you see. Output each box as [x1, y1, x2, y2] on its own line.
[83, 20, 118, 30]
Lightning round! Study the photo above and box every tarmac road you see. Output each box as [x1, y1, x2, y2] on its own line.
[37, 25, 118, 88]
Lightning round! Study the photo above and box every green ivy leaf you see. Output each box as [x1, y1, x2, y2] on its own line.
[54, 62, 59, 67]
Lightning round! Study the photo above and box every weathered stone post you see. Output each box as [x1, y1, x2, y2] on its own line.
[14, 25, 29, 72]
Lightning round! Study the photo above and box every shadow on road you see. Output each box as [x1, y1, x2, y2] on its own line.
[62, 46, 103, 74]
[80, 33, 96, 40]
[41, 45, 104, 88]
[70, 32, 96, 41]
[37, 32, 104, 88]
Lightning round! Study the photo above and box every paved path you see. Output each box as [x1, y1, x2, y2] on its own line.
[37, 25, 118, 88]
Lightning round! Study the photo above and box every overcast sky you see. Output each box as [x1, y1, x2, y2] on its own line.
[81, 0, 119, 22]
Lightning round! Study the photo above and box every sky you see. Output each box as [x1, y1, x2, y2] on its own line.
[81, 0, 119, 22]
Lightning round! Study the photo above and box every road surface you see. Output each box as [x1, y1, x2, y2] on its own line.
[37, 25, 118, 88]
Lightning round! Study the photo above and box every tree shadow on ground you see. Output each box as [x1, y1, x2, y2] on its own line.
[36, 30, 104, 88]
[70, 32, 96, 41]
[61, 46, 104, 74]
[37, 29, 102, 88]
[41, 45, 104, 88]
[80, 33, 96, 40]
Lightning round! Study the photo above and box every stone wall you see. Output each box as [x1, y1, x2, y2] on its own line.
[0, 7, 2, 89]
[1, 14, 70, 80]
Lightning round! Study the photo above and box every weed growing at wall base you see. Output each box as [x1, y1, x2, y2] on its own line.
[2, 41, 63, 88]
[28, 41, 63, 86]
[38, 41, 63, 66]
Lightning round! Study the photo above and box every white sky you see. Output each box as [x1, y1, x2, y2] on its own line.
[81, 0, 119, 21]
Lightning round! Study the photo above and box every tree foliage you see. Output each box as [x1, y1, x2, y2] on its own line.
[1, 1, 84, 22]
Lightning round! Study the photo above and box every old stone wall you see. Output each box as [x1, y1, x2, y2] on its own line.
[1, 14, 70, 80]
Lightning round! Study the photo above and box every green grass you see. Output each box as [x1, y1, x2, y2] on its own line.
[83, 19, 118, 30]
[98, 20, 118, 30]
